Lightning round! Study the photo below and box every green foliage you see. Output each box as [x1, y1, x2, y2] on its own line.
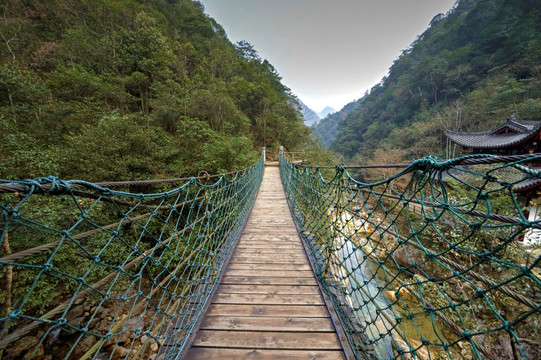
[63, 113, 179, 181]
[0, 0, 317, 182]
[198, 135, 258, 174]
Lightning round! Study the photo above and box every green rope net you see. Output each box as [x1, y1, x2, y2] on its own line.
[0, 156, 264, 359]
[280, 154, 540, 360]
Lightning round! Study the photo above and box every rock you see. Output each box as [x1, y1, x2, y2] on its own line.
[126, 316, 144, 334]
[67, 305, 85, 321]
[103, 300, 116, 308]
[46, 328, 62, 346]
[105, 332, 130, 347]
[97, 320, 110, 333]
[392, 247, 415, 268]
[72, 335, 97, 358]
[90, 306, 103, 315]
[384, 290, 397, 302]
[69, 316, 84, 330]
[383, 288, 416, 303]
[9, 336, 39, 358]
[110, 345, 129, 359]
[89, 317, 100, 329]
[23, 344, 44, 360]
[151, 342, 159, 353]
[74, 296, 86, 305]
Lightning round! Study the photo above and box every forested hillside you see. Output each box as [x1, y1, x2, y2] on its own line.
[312, 97, 364, 148]
[0, 0, 319, 181]
[326, 0, 541, 163]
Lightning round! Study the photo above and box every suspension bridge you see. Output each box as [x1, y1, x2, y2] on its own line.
[0, 149, 540, 359]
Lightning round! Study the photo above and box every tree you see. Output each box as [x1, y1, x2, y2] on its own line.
[63, 114, 178, 181]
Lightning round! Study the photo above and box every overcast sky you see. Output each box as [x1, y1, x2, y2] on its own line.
[200, 0, 457, 113]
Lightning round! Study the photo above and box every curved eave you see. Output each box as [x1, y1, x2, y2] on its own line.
[492, 120, 532, 134]
[445, 130, 539, 149]
[514, 177, 541, 193]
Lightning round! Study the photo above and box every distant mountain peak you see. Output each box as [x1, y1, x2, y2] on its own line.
[318, 106, 336, 119]
[297, 100, 321, 126]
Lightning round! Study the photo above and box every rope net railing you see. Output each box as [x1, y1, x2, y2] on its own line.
[0, 155, 264, 360]
[280, 153, 541, 360]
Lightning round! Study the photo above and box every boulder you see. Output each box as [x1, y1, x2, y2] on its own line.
[105, 332, 130, 347]
[67, 305, 85, 321]
[9, 336, 39, 358]
[109, 345, 129, 359]
[23, 344, 44, 360]
[72, 335, 97, 358]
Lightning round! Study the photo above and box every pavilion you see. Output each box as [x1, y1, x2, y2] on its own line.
[445, 114, 541, 155]
[445, 115, 541, 244]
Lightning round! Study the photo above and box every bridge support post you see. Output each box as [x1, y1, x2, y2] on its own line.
[279, 146, 284, 158]
[262, 147, 266, 162]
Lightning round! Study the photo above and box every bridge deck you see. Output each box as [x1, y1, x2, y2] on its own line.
[185, 165, 346, 359]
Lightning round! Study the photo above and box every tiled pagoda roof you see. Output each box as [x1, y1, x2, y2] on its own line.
[445, 119, 541, 149]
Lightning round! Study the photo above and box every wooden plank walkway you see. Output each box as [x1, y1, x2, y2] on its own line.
[185, 165, 346, 359]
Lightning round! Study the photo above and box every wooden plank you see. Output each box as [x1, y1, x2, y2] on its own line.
[212, 293, 324, 305]
[206, 304, 330, 317]
[246, 219, 294, 224]
[229, 258, 308, 264]
[236, 241, 300, 246]
[236, 244, 303, 249]
[224, 269, 314, 278]
[232, 252, 308, 259]
[242, 226, 298, 230]
[240, 232, 297, 236]
[241, 230, 299, 234]
[229, 258, 308, 265]
[232, 251, 303, 257]
[230, 255, 308, 261]
[240, 236, 300, 241]
[233, 249, 304, 255]
[227, 263, 311, 271]
[200, 315, 335, 332]
[221, 276, 318, 286]
[186, 348, 345, 360]
[235, 241, 300, 245]
[192, 330, 342, 350]
[234, 245, 302, 249]
[233, 248, 302, 253]
[217, 284, 320, 294]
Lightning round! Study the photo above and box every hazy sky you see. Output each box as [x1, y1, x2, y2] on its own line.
[200, 0, 457, 113]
